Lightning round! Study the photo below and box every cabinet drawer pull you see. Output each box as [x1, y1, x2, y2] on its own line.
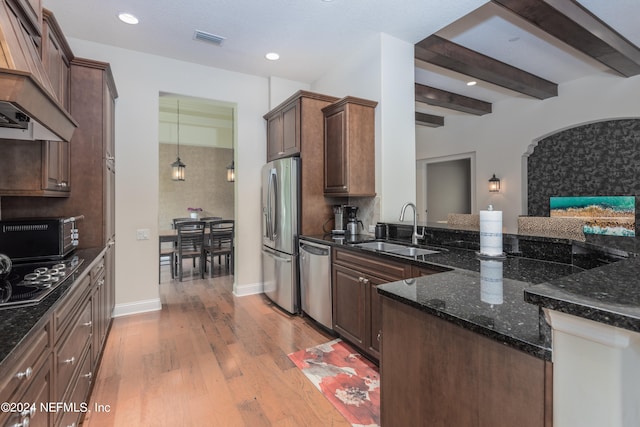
[20, 404, 36, 418]
[64, 356, 76, 365]
[13, 415, 31, 427]
[67, 422, 77, 427]
[98, 279, 105, 287]
[16, 366, 33, 380]
[83, 321, 93, 327]
[83, 372, 93, 380]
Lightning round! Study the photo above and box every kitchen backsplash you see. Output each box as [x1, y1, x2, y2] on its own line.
[526, 118, 640, 234]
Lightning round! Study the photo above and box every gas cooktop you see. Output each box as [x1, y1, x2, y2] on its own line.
[0, 256, 84, 309]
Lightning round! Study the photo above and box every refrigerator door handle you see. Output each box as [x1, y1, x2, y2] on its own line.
[261, 248, 292, 263]
[270, 169, 279, 241]
[266, 168, 274, 240]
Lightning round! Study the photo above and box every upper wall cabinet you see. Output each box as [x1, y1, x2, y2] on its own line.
[265, 99, 299, 161]
[323, 96, 377, 197]
[42, 8, 73, 109]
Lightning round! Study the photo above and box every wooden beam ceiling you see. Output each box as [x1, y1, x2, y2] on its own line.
[492, 0, 640, 77]
[415, 83, 492, 116]
[415, 112, 444, 128]
[415, 35, 558, 100]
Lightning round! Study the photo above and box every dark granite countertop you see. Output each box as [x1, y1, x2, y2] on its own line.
[302, 225, 640, 360]
[0, 247, 105, 369]
[302, 233, 583, 360]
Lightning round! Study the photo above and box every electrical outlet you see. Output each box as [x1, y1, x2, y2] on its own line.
[136, 228, 150, 240]
[368, 225, 376, 233]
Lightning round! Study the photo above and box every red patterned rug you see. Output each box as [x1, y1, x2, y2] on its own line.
[288, 338, 380, 427]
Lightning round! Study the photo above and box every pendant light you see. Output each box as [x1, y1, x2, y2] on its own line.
[226, 108, 235, 182]
[171, 100, 186, 181]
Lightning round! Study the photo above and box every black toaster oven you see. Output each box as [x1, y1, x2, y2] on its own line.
[0, 216, 82, 261]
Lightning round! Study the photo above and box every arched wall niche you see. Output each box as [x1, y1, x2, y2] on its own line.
[523, 118, 640, 234]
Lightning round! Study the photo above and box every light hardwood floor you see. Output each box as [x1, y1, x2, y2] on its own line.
[82, 264, 351, 426]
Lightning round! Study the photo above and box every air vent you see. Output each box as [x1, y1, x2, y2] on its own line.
[193, 30, 226, 46]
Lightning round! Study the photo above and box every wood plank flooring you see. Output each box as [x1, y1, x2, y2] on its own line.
[82, 265, 351, 426]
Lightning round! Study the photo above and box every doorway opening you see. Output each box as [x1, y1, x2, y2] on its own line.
[416, 153, 475, 224]
[158, 93, 236, 281]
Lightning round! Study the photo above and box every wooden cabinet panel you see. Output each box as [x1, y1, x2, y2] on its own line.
[380, 296, 551, 427]
[265, 98, 300, 161]
[332, 248, 411, 361]
[42, 9, 72, 109]
[323, 97, 377, 197]
[42, 140, 70, 192]
[332, 264, 367, 348]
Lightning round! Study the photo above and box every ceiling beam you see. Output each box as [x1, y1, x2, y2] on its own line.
[415, 112, 444, 127]
[415, 83, 492, 116]
[415, 35, 558, 99]
[492, 0, 640, 77]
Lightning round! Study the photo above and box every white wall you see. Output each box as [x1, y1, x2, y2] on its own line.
[417, 73, 640, 233]
[313, 33, 416, 223]
[67, 38, 269, 314]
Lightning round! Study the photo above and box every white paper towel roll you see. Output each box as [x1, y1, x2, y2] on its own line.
[480, 260, 503, 305]
[480, 208, 503, 256]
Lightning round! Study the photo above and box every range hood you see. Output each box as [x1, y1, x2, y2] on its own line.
[0, 1, 77, 142]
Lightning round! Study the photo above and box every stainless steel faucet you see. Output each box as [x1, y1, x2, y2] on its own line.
[399, 202, 425, 245]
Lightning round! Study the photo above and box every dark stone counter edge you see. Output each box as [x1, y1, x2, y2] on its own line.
[0, 247, 106, 369]
[524, 291, 640, 332]
[378, 288, 552, 361]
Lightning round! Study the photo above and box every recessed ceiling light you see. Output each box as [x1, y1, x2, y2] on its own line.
[265, 52, 280, 61]
[466, 81, 477, 86]
[118, 13, 139, 25]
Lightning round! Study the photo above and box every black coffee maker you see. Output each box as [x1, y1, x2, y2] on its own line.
[344, 206, 363, 234]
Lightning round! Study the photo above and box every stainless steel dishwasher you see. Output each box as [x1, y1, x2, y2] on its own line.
[299, 239, 332, 330]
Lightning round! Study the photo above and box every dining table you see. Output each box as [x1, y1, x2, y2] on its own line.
[159, 220, 232, 282]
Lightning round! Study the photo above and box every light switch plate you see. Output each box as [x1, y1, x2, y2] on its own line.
[136, 228, 150, 240]
[368, 225, 375, 233]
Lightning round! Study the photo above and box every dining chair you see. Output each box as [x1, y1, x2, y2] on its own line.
[204, 219, 234, 276]
[200, 216, 222, 222]
[175, 220, 206, 281]
[172, 217, 192, 229]
[159, 245, 175, 281]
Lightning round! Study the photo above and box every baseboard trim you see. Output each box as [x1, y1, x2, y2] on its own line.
[233, 281, 263, 297]
[112, 298, 162, 318]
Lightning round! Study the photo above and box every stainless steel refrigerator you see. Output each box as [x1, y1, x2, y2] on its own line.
[261, 157, 300, 314]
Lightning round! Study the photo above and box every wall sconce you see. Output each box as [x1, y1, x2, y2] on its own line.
[171, 100, 186, 181]
[489, 174, 501, 193]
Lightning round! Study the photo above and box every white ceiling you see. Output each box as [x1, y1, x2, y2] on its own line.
[43, 0, 640, 120]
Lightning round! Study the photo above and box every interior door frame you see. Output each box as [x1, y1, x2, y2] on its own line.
[416, 152, 476, 223]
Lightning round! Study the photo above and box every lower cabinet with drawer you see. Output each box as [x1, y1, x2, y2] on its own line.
[332, 248, 413, 362]
[0, 318, 52, 427]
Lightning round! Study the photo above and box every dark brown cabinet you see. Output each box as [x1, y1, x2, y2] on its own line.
[41, 8, 72, 109]
[264, 91, 338, 235]
[332, 248, 411, 361]
[0, 318, 52, 427]
[380, 296, 553, 427]
[323, 96, 377, 197]
[42, 139, 70, 192]
[266, 99, 300, 161]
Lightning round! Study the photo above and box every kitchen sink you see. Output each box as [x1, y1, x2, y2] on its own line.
[352, 241, 407, 252]
[386, 247, 440, 257]
[352, 241, 440, 257]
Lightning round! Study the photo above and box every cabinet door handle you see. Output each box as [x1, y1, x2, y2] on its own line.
[64, 356, 76, 365]
[83, 321, 93, 328]
[83, 372, 93, 380]
[16, 366, 33, 380]
[377, 331, 382, 342]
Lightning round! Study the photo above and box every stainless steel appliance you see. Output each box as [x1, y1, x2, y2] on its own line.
[261, 157, 300, 314]
[0, 254, 84, 309]
[299, 239, 332, 330]
[0, 216, 82, 262]
[332, 205, 346, 234]
[344, 206, 363, 234]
